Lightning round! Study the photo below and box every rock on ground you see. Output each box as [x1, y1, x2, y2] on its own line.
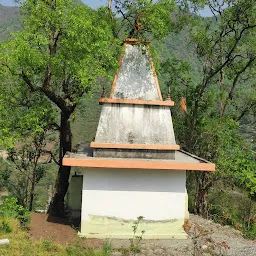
[110, 214, 256, 256]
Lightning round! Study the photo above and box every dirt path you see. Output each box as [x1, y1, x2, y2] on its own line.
[29, 213, 103, 248]
[29, 213, 256, 255]
[29, 213, 77, 245]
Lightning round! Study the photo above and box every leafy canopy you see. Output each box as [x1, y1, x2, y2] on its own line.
[0, 0, 120, 148]
[109, 0, 175, 39]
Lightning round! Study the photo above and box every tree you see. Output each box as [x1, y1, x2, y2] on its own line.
[0, 132, 48, 210]
[108, 0, 175, 39]
[0, 0, 175, 217]
[0, 0, 120, 216]
[162, 0, 256, 216]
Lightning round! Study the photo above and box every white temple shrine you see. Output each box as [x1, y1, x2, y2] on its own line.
[63, 38, 215, 239]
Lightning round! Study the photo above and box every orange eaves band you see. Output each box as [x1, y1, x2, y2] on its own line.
[99, 98, 175, 106]
[90, 142, 180, 151]
[63, 155, 216, 172]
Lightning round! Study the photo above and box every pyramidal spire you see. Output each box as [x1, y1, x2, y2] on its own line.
[110, 39, 162, 101]
[92, 39, 178, 159]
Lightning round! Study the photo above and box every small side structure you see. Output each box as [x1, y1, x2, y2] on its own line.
[63, 39, 215, 239]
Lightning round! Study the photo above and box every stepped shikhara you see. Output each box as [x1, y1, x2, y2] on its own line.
[64, 39, 215, 239]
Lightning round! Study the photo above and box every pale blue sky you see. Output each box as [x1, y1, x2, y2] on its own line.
[0, 0, 213, 17]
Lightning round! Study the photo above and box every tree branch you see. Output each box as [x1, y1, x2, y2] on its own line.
[191, 22, 256, 132]
[48, 122, 60, 131]
[108, 0, 114, 20]
[21, 71, 38, 92]
[221, 56, 256, 116]
[236, 102, 256, 122]
[41, 87, 71, 114]
[42, 150, 60, 166]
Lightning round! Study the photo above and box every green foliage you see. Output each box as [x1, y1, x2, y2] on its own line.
[0, 83, 56, 149]
[102, 241, 112, 255]
[0, 197, 30, 226]
[217, 143, 256, 197]
[0, 219, 12, 233]
[110, 0, 175, 40]
[65, 244, 112, 256]
[0, 0, 256, 233]
[209, 204, 240, 227]
[0, 0, 121, 149]
[128, 216, 145, 256]
[41, 240, 60, 253]
[0, 131, 53, 210]
[160, 0, 256, 220]
[0, 0, 122, 215]
[63, 241, 113, 256]
[19, 0, 119, 92]
[207, 188, 256, 239]
[0, 217, 113, 256]
[246, 221, 256, 239]
[66, 240, 112, 256]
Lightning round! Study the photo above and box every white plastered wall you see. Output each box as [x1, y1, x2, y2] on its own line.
[95, 105, 176, 145]
[81, 168, 186, 222]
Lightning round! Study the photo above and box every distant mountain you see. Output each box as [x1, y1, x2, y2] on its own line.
[0, 4, 20, 41]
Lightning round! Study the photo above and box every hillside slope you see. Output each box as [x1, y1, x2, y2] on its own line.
[0, 4, 20, 41]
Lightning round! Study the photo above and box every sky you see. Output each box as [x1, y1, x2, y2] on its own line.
[0, 0, 213, 17]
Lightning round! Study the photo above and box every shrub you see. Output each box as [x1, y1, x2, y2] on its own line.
[66, 244, 112, 256]
[245, 221, 256, 239]
[0, 197, 30, 227]
[0, 219, 12, 233]
[0, 217, 19, 235]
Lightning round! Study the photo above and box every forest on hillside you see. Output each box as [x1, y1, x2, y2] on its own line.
[0, 0, 256, 240]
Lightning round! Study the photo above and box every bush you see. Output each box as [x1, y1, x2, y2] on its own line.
[0, 197, 30, 227]
[0, 217, 19, 235]
[0, 219, 12, 233]
[245, 221, 256, 239]
[66, 242, 112, 256]
[208, 188, 256, 239]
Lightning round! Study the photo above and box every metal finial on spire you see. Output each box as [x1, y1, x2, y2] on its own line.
[165, 86, 171, 101]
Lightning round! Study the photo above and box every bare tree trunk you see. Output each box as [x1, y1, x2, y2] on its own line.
[24, 174, 29, 207]
[193, 173, 212, 218]
[219, 67, 225, 117]
[194, 189, 208, 218]
[48, 111, 72, 217]
[29, 168, 36, 211]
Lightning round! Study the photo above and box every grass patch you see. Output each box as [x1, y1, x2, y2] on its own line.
[0, 217, 112, 256]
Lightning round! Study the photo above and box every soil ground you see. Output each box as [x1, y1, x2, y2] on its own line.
[29, 213, 104, 248]
[29, 213, 256, 256]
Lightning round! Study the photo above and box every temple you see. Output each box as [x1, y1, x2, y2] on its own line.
[63, 38, 215, 239]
